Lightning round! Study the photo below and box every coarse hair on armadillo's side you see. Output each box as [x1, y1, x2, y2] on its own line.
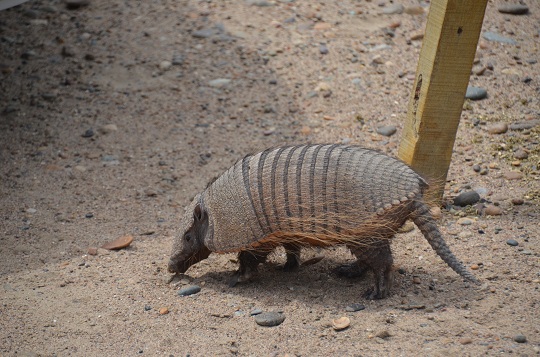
[236, 169, 449, 256]
[238, 198, 423, 254]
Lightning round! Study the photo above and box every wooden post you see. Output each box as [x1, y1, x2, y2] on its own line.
[398, 0, 488, 200]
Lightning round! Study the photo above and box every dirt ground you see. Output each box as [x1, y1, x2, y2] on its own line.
[1, 0, 539, 356]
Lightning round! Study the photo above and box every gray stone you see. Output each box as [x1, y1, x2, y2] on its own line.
[453, 191, 480, 207]
[254, 311, 285, 327]
[172, 54, 184, 66]
[82, 129, 94, 138]
[319, 45, 329, 55]
[498, 4, 529, 15]
[482, 32, 517, 45]
[376, 125, 397, 137]
[192, 29, 214, 39]
[514, 149, 528, 160]
[246, 0, 274, 6]
[41, 93, 57, 102]
[509, 120, 539, 131]
[177, 285, 201, 296]
[250, 308, 263, 316]
[208, 78, 231, 88]
[465, 86, 488, 100]
[506, 239, 518, 247]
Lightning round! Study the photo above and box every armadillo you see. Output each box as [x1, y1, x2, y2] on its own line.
[168, 144, 479, 299]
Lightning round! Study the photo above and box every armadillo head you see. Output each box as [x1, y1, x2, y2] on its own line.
[168, 194, 212, 274]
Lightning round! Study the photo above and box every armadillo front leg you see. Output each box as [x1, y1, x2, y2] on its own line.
[229, 249, 271, 287]
[282, 243, 301, 272]
[348, 241, 394, 300]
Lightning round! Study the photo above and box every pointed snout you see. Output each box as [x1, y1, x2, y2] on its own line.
[167, 247, 211, 274]
[167, 257, 190, 274]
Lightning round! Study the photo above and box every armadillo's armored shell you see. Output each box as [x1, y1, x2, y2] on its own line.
[201, 144, 425, 252]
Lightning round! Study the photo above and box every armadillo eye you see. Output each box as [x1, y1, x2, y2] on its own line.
[184, 233, 191, 242]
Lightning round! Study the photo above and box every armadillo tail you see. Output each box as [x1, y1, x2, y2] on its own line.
[411, 200, 480, 285]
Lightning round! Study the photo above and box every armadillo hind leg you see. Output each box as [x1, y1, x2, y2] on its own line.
[347, 241, 394, 300]
[229, 249, 271, 287]
[282, 243, 301, 272]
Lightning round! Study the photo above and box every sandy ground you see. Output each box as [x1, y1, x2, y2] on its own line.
[1, 0, 539, 356]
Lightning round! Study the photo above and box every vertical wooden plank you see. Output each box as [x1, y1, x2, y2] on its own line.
[397, 0, 488, 200]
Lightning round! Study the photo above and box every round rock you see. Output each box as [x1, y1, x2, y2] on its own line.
[487, 123, 508, 134]
[514, 149, 528, 160]
[453, 191, 480, 207]
[484, 205, 502, 216]
[465, 86, 488, 100]
[504, 171, 523, 180]
[177, 285, 201, 296]
[376, 125, 397, 137]
[254, 312, 285, 327]
[511, 198, 524, 205]
[513, 334, 527, 343]
[506, 239, 519, 247]
[498, 4, 529, 15]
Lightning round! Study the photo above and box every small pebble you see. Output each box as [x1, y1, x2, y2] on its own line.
[159, 307, 169, 315]
[376, 330, 391, 339]
[472, 164, 481, 172]
[332, 316, 350, 331]
[376, 125, 397, 137]
[453, 191, 480, 207]
[319, 45, 329, 55]
[101, 235, 134, 250]
[487, 123, 508, 134]
[457, 218, 473, 226]
[87, 247, 98, 256]
[513, 334, 527, 343]
[82, 129, 94, 138]
[250, 308, 263, 316]
[498, 4, 529, 15]
[465, 86, 487, 100]
[511, 198, 524, 205]
[506, 239, 518, 247]
[404, 5, 424, 15]
[460, 337, 473, 345]
[254, 312, 285, 327]
[192, 29, 214, 39]
[412, 276, 421, 284]
[208, 78, 231, 88]
[509, 121, 539, 131]
[484, 205, 502, 216]
[345, 303, 365, 312]
[172, 55, 184, 66]
[514, 149, 528, 160]
[504, 171, 523, 180]
[382, 4, 404, 14]
[177, 285, 201, 296]
[159, 61, 172, 71]
[98, 124, 118, 135]
[470, 264, 479, 270]
[482, 31, 517, 45]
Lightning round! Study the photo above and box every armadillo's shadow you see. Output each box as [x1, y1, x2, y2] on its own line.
[189, 247, 480, 309]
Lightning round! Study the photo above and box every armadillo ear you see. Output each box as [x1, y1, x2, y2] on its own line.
[193, 204, 205, 221]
